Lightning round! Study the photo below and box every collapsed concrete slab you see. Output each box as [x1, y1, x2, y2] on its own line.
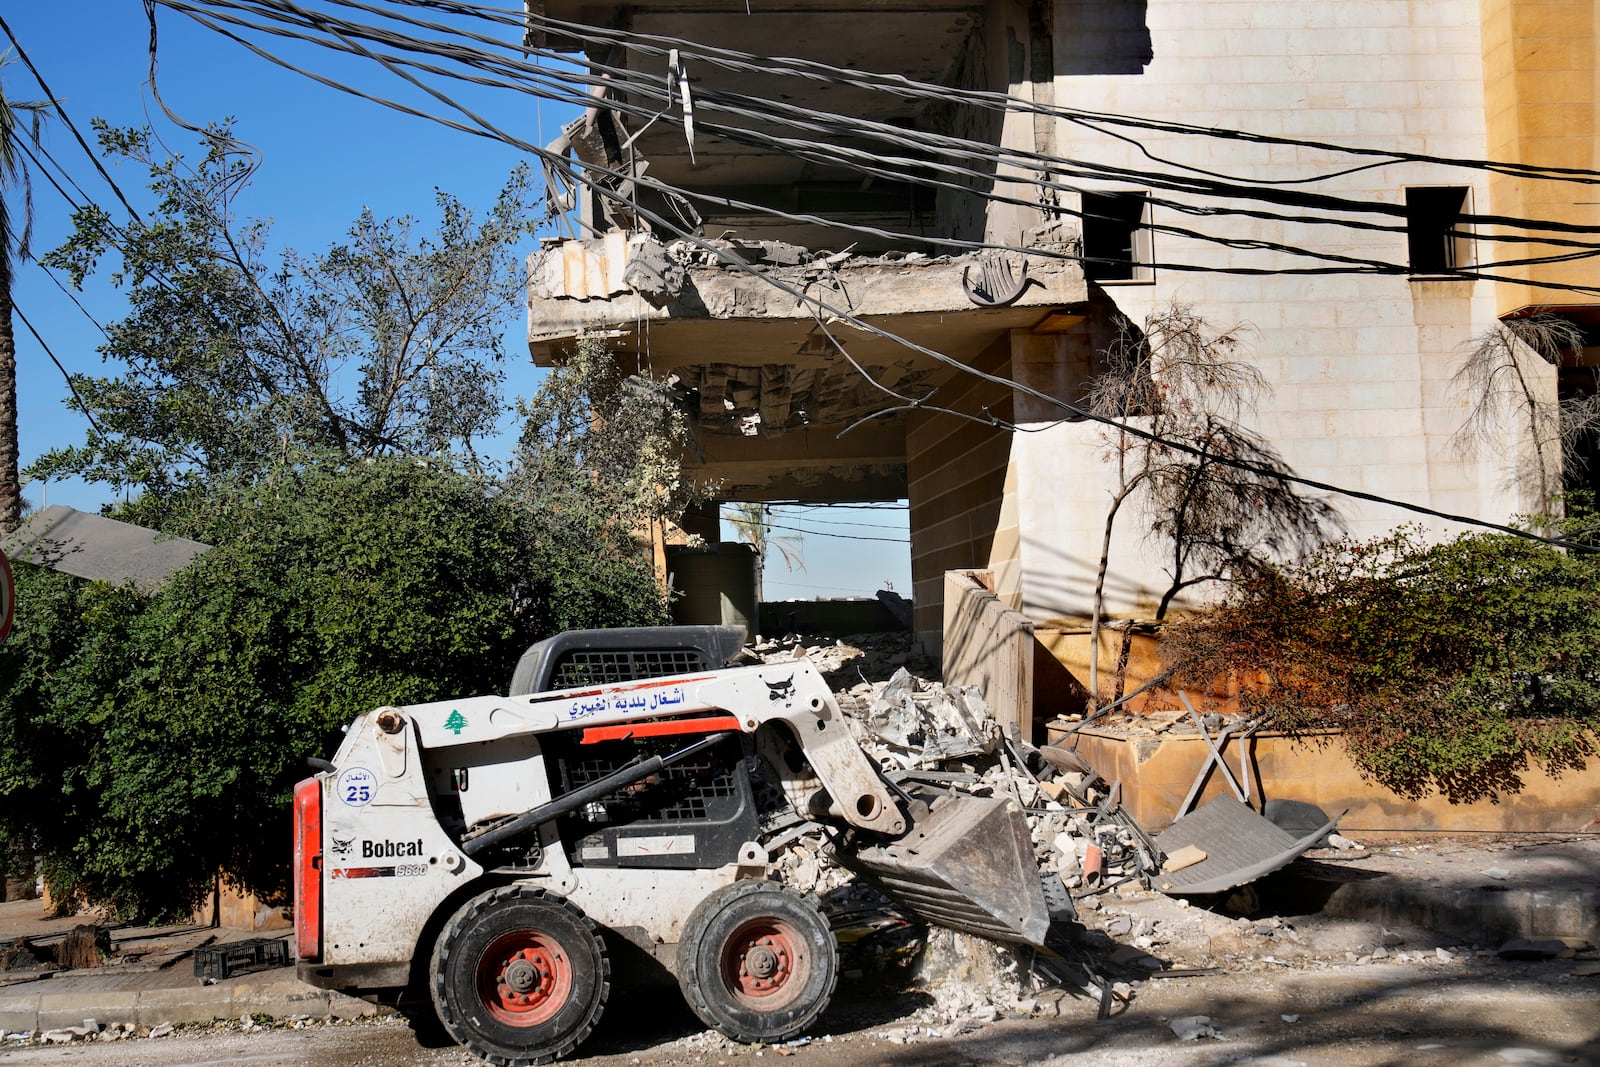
[527, 232, 1088, 505]
[528, 233, 1086, 358]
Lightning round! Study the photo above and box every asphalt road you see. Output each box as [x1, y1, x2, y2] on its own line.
[3, 958, 1596, 1067]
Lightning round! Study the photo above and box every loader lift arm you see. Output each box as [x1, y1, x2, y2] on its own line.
[397, 660, 908, 840]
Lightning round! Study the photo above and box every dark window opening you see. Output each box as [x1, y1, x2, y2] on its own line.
[1406, 187, 1472, 276]
[1560, 361, 1600, 504]
[1082, 191, 1150, 282]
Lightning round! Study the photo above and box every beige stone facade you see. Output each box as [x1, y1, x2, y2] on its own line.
[525, 0, 1597, 682]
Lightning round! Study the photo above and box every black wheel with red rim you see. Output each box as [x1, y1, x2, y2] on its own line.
[676, 880, 837, 1044]
[431, 886, 609, 1066]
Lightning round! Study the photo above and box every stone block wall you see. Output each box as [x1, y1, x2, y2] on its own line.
[1007, 0, 1552, 625]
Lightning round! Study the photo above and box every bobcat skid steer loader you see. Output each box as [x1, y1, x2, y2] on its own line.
[294, 627, 1046, 1066]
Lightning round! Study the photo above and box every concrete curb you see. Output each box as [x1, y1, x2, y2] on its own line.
[0, 976, 379, 1035]
[1316, 878, 1600, 945]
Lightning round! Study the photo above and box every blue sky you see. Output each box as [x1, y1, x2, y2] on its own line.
[4, 4, 911, 599]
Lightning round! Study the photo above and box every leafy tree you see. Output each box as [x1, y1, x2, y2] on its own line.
[0, 455, 668, 920]
[1161, 526, 1600, 803]
[0, 60, 47, 533]
[508, 336, 703, 558]
[4, 124, 693, 920]
[1085, 303, 1339, 703]
[35, 122, 535, 518]
[0, 563, 144, 907]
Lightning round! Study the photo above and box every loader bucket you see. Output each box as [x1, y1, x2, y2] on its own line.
[841, 793, 1049, 946]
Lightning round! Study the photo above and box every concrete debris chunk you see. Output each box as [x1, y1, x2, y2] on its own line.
[864, 668, 995, 766]
[1169, 1015, 1221, 1040]
[621, 241, 685, 305]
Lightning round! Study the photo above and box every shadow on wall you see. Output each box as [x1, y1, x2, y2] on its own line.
[1057, 0, 1153, 76]
[1019, 532, 1170, 624]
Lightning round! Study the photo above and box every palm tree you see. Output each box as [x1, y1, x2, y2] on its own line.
[726, 501, 805, 603]
[0, 59, 48, 534]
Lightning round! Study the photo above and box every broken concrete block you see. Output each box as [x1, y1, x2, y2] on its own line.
[622, 242, 685, 306]
[1169, 1015, 1220, 1041]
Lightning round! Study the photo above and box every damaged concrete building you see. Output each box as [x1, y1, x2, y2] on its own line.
[523, 0, 1599, 727]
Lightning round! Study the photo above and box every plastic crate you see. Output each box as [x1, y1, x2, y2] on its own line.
[193, 937, 292, 980]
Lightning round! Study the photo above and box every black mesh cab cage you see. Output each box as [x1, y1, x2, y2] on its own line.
[505, 625, 757, 871]
[508, 626, 748, 696]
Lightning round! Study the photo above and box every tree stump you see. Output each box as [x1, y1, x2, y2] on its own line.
[57, 925, 109, 970]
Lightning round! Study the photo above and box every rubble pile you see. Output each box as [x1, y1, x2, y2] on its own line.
[856, 668, 995, 767]
[750, 632, 1163, 905]
[1, 1011, 365, 1051]
[660, 237, 939, 274]
[746, 634, 1582, 1033]
[745, 631, 933, 688]
[746, 633, 1165, 1015]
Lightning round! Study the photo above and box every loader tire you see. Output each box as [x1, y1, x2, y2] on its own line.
[676, 880, 837, 1044]
[430, 885, 609, 1066]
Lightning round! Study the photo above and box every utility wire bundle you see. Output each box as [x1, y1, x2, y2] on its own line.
[5, 0, 1599, 551]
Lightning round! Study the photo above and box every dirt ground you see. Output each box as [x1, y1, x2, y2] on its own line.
[5, 863, 1597, 1067]
[1, 954, 1595, 1067]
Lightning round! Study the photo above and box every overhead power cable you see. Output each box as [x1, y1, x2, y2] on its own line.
[146, 0, 1600, 300]
[121, 0, 1600, 554]
[748, 518, 910, 544]
[357, 0, 1600, 254]
[721, 505, 911, 534]
[0, 15, 144, 222]
[163, 0, 1600, 257]
[11, 302, 105, 434]
[389, 0, 1600, 186]
[766, 513, 910, 533]
[764, 577, 890, 595]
